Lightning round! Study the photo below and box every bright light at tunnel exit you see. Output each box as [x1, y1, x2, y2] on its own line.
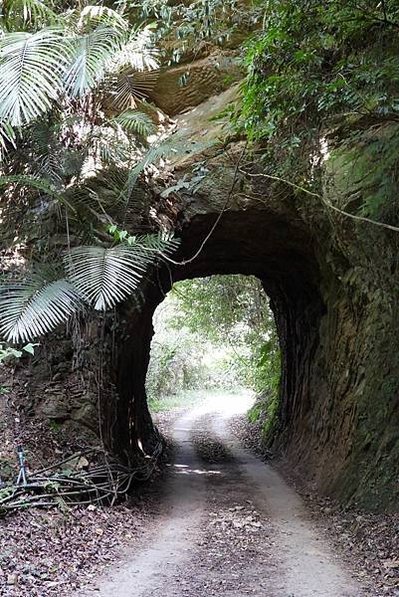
[192, 390, 256, 418]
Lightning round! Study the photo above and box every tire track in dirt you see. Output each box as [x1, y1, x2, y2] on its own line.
[80, 394, 365, 597]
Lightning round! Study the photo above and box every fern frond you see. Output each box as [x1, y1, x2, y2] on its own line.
[0, 29, 72, 126]
[131, 233, 180, 255]
[79, 167, 149, 230]
[2, 0, 59, 31]
[76, 6, 128, 33]
[111, 25, 159, 72]
[121, 137, 207, 202]
[0, 275, 82, 343]
[64, 234, 179, 310]
[65, 26, 123, 98]
[0, 121, 16, 161]
[112, 110, 156, 137]
[85, 123, 131, 168]
[0, 173, 58, 195]
[64, 245, 149, 310]
[108, 68, 158, 111]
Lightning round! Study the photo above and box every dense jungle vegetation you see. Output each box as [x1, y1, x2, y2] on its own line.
[239, 0, 399, 223]
[146, 275, 280, 428]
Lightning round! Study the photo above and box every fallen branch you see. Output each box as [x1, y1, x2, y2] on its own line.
[0, 444, 163, 516]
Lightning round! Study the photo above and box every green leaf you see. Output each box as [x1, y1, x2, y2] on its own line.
[64, 244, 155, 310]
[64, 235, 179, 311]
[109, 68, 158, 111]
[23, 342, 40, 355]
[0, 174, 58, 195]
[0, 121, 16, 161]
[76, 6, 128, 32]
[112, 110, 156, 137]
[0, 29, 72, 126]
[10, 349, 23, 358]
[2, 0, 59, 30]
[118, 230, 128, 240]
[65, 26, 123, 98]
[111, 25, 159, 72]
[0, 275, 82, 343]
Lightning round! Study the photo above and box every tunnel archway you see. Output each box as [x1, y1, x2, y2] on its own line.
[110, 203, 326, 488]
[98, 140, 399, 511]
[145, 272, 278, 416]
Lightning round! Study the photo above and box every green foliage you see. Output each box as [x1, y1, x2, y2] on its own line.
[0, 0, 206, 345]
[112, 110, 156, 137]
[0, 29, 72, 126]
[248, 337, 281, 438]
[65, 27, 123, 98]
[0, 275, 82, 343]
[1, 0, 59, 32]
[146, 275, 281, 406]
[0, 2, 158, 146]
[0, 233, 178, 342]
[238, 0, 399, 193]
[149, 390, 205, 413]
[255, 338, 280, 393]
[0, 342, 38, 363]
[146, 297, 232, 402]
[171, 275, 270, 347]
[64, 234, 179, 311]
[0, 120, 16, 160]
[125, 0, 260, 64]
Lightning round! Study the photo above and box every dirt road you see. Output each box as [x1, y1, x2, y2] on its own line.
[80, 394, 364, 597]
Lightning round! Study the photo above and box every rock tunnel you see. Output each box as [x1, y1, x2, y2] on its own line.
[99, 137, 399, 511]
[112, 211, 315, 461]
[22, 60, 397, 512]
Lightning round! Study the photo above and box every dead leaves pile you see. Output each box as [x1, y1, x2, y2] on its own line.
[322, 507, 399, 595]
[0, 501, 151, 596]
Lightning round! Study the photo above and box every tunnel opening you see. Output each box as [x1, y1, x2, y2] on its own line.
[145, 274, 280, 428]
[72, 187, 398, 510]
[110, 206, 327, 494]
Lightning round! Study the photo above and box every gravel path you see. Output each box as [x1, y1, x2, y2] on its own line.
[80, 393, 365, 597]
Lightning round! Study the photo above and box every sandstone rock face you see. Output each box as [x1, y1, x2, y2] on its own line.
[19, 50, 398, 511]
[104, 95, 399, 510]
[147, 52, 242, 116]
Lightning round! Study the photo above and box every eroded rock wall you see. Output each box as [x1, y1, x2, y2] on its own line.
[107, 129, 399, 510]
[14, 46, 398, 511]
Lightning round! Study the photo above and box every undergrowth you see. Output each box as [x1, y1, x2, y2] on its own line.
[237, 0, 399, 223]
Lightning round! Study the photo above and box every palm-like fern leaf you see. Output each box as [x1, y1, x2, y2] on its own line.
[0, 173, 58, 195]
[112, 25, 159, 72]
[25, 120, 84, 185]
[112, 110, 156, 137]
[2, 0, 58, 31]
[109, 68, 158, 111]
[121, 137, 202, 202]
[64, 245, 153, 311]
[84, 123, 131, 168]
[0, 120, 16, 160]
[76, 6, 128, 32]
[0, 235, 179, 340]
[0, 276, 82, 343]
[0, 29, 72, 126]
[65, 26, 123, 98]
[131, 233, 180, 255]
[64, 234, 179, 311]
